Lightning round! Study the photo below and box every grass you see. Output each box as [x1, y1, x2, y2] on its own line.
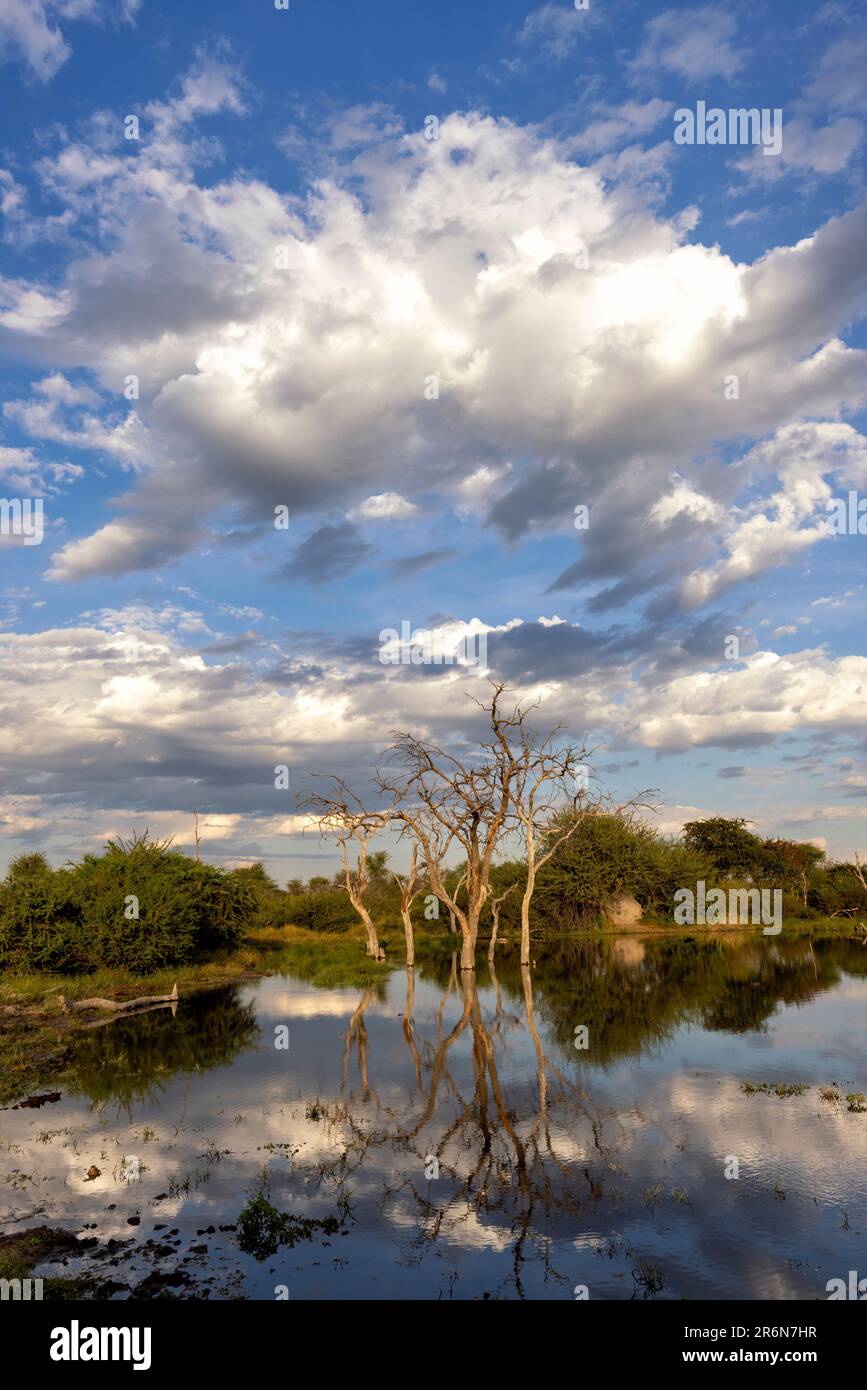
[0, 922, 451, 1013]
[740, 1081, 809, 1098]
[739, 1081, 867, 1112]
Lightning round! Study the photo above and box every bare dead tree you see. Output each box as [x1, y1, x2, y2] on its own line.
[377, 684, 516, 971]
[484, 698, 593, 965]
[488, 880, 519, 962]
[481, 692, 656, 965]
[303, 780, 389, 961]
[390, 842, 427, 967]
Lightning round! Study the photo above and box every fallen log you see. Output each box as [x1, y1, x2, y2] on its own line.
[58, 983, 178, 1014]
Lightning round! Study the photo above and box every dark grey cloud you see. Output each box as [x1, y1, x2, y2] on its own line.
[385, 548, 458, 578]
[276, 522, 377, 584]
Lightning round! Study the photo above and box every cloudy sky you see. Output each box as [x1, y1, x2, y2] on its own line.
[0, 0, 866, 878]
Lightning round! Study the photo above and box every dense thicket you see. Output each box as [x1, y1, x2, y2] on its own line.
[530, 812, 714, 926]
[0, 835, 253, 973]
[681, 817, 863, 918]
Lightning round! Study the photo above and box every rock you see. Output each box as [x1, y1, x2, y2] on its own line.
[605, 893, 644, 928]
[85, 1165, 101, 1181]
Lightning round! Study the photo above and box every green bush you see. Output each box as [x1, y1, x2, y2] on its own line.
[230, 863, 292, 929]
[809, 862, 867, 918]
[282, 891, 356, 933]
[533, 812, 715, 925]
[0, 834, 254, 974]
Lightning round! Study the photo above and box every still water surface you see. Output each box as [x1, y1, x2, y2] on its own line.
[3, 933, 866, 1300]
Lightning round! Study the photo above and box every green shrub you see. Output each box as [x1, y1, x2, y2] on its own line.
[0, 833, 254, 974]
[533, 812, 715, 925]
[809, 862, 867, 918]
[230, 863, 292, 930]
[282, 891, 356, 933]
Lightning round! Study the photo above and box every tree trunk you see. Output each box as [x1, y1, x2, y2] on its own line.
[520, 869, 535, 966]
[401, 902, 415, 967]
[356, 901, 383, 960]
[489, 956, 503, 1016]
[521, 962, 548, 1122]
[460, 919, 477, 970]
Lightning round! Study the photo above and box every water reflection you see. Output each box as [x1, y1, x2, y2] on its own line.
[3, 933, 866, 1300]
[62, 988, 260, 1114]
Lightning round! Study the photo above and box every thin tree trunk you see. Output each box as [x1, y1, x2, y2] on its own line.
[520, 867, 535, 966]
[355, 899, 383, 960]
[521, 962, 548, 1127]
[401, 897, 415, 967]
[342, 990, 373, 1087]
[489, 956, 503, 1017]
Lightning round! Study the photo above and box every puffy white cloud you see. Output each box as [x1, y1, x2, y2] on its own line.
[808, 27, 867, 113]
[736, 115, 863, 181]
[1, 58, 865, 602]
[517, 2, 599, 62]
[569, 99, 673, 155]
[622, 648, 867, 751]
[0, 0, 70, 81]
[678, 423, 867, 609]
[3, 605, 866, 857]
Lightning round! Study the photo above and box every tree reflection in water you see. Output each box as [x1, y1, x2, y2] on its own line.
[60, 986, 260, 1117]
[318, 933, 867, 1298]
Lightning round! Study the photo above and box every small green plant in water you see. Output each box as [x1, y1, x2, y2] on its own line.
[741, 1081, 808, 1098]
[237, 1190, 340, 1260]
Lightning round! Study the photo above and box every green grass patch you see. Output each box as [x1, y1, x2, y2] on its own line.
[740, 1081, 809, 1098]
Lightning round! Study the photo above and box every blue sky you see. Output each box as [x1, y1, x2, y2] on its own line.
[0, 0, 866, 879]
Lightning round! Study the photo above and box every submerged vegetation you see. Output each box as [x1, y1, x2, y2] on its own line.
[237, 1189, 341, 1259]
